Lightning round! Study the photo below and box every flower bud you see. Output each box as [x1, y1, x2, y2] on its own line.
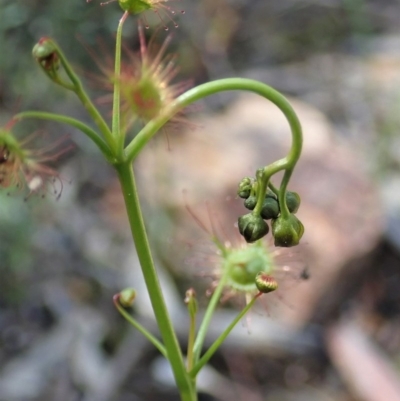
[238, 213, 269, 243]
[255, 272, 278, 294]
[32, 38, 60, 72]
[244, 195, 257, 210]
[237, 177, 253, 199]
[272, 214, 304, 247]
[119, 288, 137, 307]
[260, 196, 280, 220]
[286, 191, 301, 214]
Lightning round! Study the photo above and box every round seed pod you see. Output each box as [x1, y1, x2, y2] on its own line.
[238, 213, 269, 243]
[260, 196, 280, 220]
[286, 191, 301, 213]
[272, 214, 304, 247]
[244, 195, 257, 210]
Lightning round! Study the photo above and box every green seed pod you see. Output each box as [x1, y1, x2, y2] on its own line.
[272, 214, 304, 247]
[118, 0, 152, 14]
[238, 213, 269, 243]
[255, 272, 278, 294]
[286, 191, 301, 214]
[244, 195, 257, 210]
[119, 288, 137, 307]
[260, 196, 280, 220]
[237, 177, 253, 199]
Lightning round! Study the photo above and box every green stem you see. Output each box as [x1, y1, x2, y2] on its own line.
[125, 78, 302, 166]
[14, 111, 115, 162]
[192, 267, 230, 363]
[253, 168, 269, 215]
[268, 181, 279, 197]
[187, 311, 196, 372]
[190, 293, 261, 378]
[112, 11, 128, 156]
[46, 39, 115, 151]
[277, 169, 293, 218]
[115, 162, 195, 401]
[113, 295, 167, 357]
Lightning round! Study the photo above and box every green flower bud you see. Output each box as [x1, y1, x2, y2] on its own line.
[119, 288, 137, 307]
[238, 213, 269, 243]
[260, 196, 280, 220]
[237, 177, 253, 199]
[272, 214, 304, 247]
[244, 195, 257, 210]
[255, 272, 278, 294]
[286, 191, 301, 214]
[32, 38, 59, 72]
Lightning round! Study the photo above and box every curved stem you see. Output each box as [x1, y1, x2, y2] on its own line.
[268, 181, 279, 197]
[115, 162, 195, 401]
[125, 78, 303, 168]
[14, 111, 115, 162]
[190, 293, 261, 378]
[113, 295, 167, 358]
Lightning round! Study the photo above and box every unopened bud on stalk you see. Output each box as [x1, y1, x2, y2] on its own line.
[238, 213, 269, 243]
[244, 195, 257, 210]
[237, 177, 253, 199]
[272, 214, 304, 247]
[119, 288, 137, 307]
[260, 196, 280, 220]
[255, 272, 278, 294]
[285, 191, 301, 214]
[32, 38, 60, 80]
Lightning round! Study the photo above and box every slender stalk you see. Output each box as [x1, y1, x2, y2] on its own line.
[190, 293, 261, 378]
[186, 309, 196, 371]
[46, 39, 115, 151]
[73, 84, 115, 153]
[113, 295, 167, 357]
[192, 268, 230, 363]
[277, 168, 293, 218]
[253, 168, 269, 215]
[112, 11, 129, 156]
[14, 111, 115, 162]
[268, 181, 279, 196]
[115, 161, 195, 401]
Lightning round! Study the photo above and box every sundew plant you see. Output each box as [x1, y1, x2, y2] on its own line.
[1, 1, 305, 400]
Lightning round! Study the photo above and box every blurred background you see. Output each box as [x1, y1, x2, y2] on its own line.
[1, 0, 400, 400]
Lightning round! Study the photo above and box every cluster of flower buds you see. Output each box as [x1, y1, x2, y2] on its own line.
[237, 177, 304, 247]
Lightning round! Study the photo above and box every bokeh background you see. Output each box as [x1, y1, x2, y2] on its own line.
[1, 0, 400, 400]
